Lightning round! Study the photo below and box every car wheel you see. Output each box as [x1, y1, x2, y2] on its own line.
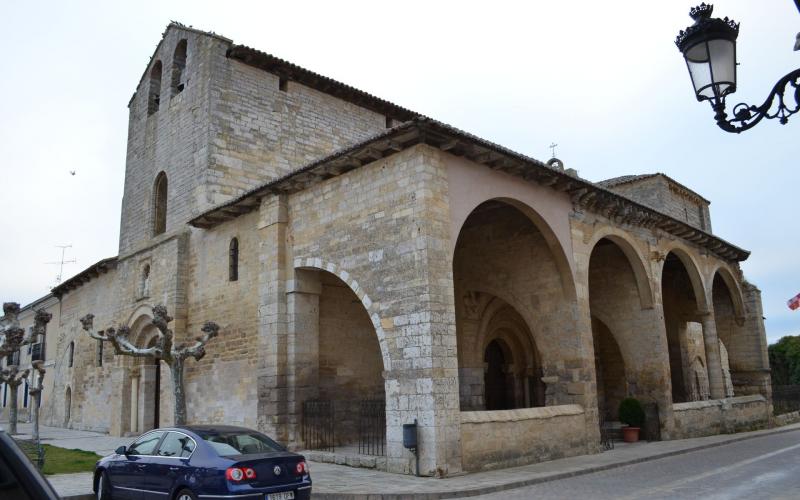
[176, 488, 198, 500]
[96, 471, 112, 500]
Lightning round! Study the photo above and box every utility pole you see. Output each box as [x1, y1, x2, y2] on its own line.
[46, 245, 76, 286]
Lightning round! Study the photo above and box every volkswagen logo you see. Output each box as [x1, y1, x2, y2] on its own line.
[273, 465, 282, 476]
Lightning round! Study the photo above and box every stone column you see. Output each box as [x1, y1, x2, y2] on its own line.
[256, 194, 291, 442]
[130, 376, 139, 434]
[139, 365, 157, 431]
[286, 269, 322, 448]
[700, 314, 726, 400]
[109, 366, 131, 436]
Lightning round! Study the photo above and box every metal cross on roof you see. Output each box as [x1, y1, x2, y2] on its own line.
[549, 142, 558, 158]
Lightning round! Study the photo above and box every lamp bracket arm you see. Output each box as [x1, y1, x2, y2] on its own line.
[715, 68, 800, 133]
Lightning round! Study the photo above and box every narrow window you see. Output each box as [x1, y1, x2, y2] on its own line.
[2, 383, 6, 407]
[153, 172, 168, 236]
[97, 339, 104, 367]
[23, 381, 28, 408]
[148, 60, 163, 115]
[229, 238, 239, 282]
[385, 116, 393, 128]
[171, 40, 187, 96]
[279, 77, 288, 92]
[68, 342, 74, 368]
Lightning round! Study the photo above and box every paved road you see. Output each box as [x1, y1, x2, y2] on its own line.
[470, 429, 800, 500]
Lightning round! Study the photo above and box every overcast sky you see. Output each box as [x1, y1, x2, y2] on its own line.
[0, 1, 797, 343]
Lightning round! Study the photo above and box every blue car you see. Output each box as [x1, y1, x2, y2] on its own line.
[93, 425, 311, 500]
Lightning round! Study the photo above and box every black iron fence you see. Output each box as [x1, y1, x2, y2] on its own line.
[302, 399, 386, 456]
[302, 400, 334, 452]
[358, 400, 386, 456]
[773, 385, 800, 415]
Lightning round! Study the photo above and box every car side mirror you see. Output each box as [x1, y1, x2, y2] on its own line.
[115, 446, 127, 455]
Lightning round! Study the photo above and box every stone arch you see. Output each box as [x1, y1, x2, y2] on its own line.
[709, 265, 746, 322]
[661, 245, 709, 313]
[474, 295, 539, 368]
[293, 257, 391, 371]
[152, 172, 168, 236]
[148, 60, 162, 115]
[171, 39, 187, 96]
[452, 197, 577, 301]
[586, 229, 654, 309]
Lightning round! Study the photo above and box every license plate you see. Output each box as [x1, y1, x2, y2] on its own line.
[267, 492, 294, 500]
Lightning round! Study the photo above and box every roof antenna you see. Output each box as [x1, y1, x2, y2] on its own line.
[46, 245, 76, 286]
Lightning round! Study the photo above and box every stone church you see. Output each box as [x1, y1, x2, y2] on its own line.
[7, 23, 773, 476]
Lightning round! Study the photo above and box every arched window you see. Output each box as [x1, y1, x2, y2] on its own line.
[148, 60, 163, 115]
[171, 40, 187, 96]
[139, 263, 151, 298]
[68, 342, 74, 368]
[153, 172, 168, 236]
[229, 238, 239, 282]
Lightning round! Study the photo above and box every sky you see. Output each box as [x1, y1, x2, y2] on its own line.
[0, 1, 797, 343]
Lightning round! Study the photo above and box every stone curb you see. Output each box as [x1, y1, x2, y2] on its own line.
[311, 425, 800, 500]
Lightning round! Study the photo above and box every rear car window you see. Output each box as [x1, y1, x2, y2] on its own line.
[198, 431, 283, 456]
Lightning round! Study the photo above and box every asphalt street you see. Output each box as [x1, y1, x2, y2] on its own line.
[470, 429, 800, 500]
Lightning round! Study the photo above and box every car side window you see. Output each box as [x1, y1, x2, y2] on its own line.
[157, 432, 196, 458]
[128, 431, 165, 456]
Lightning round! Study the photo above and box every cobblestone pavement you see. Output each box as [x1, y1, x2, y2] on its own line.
[24, 422, 800, 499]
[471, 428, 800, 500]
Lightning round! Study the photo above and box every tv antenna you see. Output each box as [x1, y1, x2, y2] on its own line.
[46, 245, 76, 285]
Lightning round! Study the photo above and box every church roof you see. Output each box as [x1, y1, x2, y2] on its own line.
[51, 257, 118, 299]
[599, 173, 710, 204]
[189, 117, 749, 262]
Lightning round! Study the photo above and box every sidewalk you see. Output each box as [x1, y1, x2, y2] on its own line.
[35, 422, 800, 500]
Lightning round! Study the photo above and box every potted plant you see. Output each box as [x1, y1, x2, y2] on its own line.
[618, 397, 645, 443]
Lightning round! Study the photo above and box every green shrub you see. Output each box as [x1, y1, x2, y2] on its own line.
[618, 397, 645, 428]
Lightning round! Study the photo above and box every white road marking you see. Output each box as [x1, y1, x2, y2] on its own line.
[617, 441, 800, 500]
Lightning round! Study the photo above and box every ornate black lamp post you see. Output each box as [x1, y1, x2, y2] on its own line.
[675, 2, 800, 133]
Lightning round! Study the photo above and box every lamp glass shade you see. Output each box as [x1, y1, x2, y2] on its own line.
[684, 38, 736, 101]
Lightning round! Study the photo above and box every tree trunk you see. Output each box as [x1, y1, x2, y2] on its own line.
[31, 391, 41, 442]
[8, 384, 19, 435]
[170, 359, 187, 426]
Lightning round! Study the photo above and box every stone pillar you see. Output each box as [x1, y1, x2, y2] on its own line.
[700, 314, 726, 400]
[257, 194, 290, 442]
[130, 376, 139, 434]
[286, 269, 322, 448]
[109, 366, 132, 437]
[139, 365, 157, 431]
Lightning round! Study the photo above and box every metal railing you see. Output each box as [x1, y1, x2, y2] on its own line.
[358, 400, 386, 456]
[302, 400, 335, 452]
[773, 385, 800, 415]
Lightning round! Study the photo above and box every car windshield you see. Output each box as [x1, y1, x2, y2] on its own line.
[197, 430, 284, 456]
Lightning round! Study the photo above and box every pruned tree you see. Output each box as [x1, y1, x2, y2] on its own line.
[0, 302, 38, 435]
[28, 310, 52, 442]
[80, 305, 219, 426]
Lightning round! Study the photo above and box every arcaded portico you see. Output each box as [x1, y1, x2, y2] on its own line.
[19, 23, 771, 478]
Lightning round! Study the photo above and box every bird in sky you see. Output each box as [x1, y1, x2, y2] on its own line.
[69, 170, 76, 176]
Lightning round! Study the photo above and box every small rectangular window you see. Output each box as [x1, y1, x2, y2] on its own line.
[279, 77, 288, 92]
[97, 340, 104, 367]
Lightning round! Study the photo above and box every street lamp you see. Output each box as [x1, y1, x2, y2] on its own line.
[675, 3, 800, 133]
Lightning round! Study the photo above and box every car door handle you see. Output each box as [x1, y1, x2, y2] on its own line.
[137, 464, 146, 470]
[169, 467, 180, 471]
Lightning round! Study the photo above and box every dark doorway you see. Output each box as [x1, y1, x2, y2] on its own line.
[484, 340, 510, 410]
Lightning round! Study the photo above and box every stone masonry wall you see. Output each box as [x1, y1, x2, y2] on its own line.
[460, 405, 587, 472]
[671, 394, 770, 439]
[608, 176, 711, 232]
[286, 145, 460, 475]
[206, 59, 390, 206]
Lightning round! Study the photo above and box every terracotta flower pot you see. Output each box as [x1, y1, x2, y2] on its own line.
[622, 426, 640, 443]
